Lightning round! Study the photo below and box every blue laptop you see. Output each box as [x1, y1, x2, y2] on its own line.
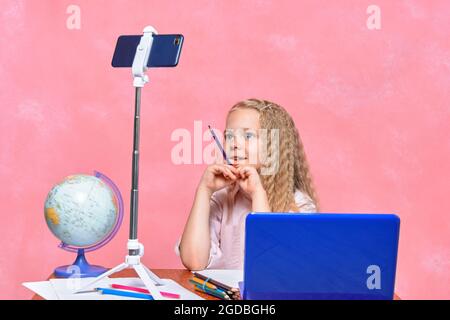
[241, 213, 400, 300]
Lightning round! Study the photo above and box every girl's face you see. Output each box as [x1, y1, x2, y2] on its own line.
[224, 108, 261, 169]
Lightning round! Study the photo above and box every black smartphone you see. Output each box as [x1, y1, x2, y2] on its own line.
[111, 34, 184, 68]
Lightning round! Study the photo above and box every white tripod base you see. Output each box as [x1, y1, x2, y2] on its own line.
[73, 240, 165, 300]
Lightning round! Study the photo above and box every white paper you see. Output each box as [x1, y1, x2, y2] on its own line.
[23, 281, 59, 300]
[48, 277, 204, 300]
[194, 269, 243, 289]
[153, 278, 204, 300]
[49, 277, 136, 300]
[24, 276, 204, 300]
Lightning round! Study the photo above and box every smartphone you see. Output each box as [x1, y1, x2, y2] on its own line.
[111, 34, 184, 68]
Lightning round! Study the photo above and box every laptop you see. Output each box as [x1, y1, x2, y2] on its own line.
[241, 213, 400, 300]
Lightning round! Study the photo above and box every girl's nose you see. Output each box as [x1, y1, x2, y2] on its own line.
[232, 142, 242, 151]
[231, 133, 245, 150]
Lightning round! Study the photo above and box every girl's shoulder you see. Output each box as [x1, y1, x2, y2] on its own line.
[293, 189, 317, 213]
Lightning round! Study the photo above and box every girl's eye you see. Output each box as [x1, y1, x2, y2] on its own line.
[245, 132, 255, 139]
[224, 133, 234, 140]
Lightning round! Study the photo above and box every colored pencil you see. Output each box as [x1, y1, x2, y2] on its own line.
[188, 279, 228, 295]
[193, 284, 231, 300]
[193, 272, 239, 293]
[208, 125, 232, 165]
[110, 284, 180, 299]
[194, 287, 226, 300]
[194, 283, 230, 299]
[190, 276, 233, 295]
[96, 287, 153, 300]
[190, 277, 220, 290]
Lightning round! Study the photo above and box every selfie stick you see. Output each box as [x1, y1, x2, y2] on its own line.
[74, 26, 166, 299]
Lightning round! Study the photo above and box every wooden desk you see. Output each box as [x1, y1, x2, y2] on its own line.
[32, 269, 400, 300]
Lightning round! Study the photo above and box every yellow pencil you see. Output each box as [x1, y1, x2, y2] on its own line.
[191, 276, 218, 290]
[194, 286, 230, 300]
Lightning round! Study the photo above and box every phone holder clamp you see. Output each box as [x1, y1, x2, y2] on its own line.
[132, 26, 158, 88]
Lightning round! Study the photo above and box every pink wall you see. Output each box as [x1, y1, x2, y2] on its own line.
[0, 0, 449, 299]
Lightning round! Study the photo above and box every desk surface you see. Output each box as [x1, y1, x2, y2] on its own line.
[31, 269, 400, 300]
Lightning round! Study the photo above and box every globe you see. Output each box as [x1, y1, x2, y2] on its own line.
[44, 171, 123, 278]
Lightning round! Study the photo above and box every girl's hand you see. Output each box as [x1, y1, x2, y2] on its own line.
[236, 165, 265, 197]
[199, 164, 239, 193]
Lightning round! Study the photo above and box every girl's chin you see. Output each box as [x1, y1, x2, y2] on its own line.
[232, 161, 260, 168]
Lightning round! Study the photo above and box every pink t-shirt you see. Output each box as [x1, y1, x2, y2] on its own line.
[176, 186, 317, 270]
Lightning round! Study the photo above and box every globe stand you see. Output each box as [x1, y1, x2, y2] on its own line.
[74, 26, 165, 300]
[54, 249, 107, 278]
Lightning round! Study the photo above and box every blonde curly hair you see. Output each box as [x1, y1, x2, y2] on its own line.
[227, 98, 319, 212]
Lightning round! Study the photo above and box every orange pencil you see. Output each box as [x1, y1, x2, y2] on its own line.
[193, 286, 230, 300]
[191, 277, 218, 290]
[193, 272, 238, 293]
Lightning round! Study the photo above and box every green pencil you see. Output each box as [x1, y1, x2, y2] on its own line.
[192, 283, 230, 300]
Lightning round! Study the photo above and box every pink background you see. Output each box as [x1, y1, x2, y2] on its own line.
[0, 0, 449, 299]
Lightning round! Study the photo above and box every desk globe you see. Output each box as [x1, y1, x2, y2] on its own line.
[44, 171, 123, 278]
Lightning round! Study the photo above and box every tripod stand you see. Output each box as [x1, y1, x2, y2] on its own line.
[74, 26, 166, 299]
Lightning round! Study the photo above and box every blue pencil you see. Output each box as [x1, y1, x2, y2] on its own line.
[96, 287, 154, 300]
[208, 125, 232, 165]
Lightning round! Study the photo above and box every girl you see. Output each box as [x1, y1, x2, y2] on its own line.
[177, 99, 319, 270]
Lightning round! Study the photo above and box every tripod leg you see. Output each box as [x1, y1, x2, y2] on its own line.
[73, 262, 128, 293]
[142, 264, 165, 286]
[134, 264, 164, 300]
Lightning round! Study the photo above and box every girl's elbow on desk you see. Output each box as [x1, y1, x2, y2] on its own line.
[180, 246, 209, 271]
[181, 256, 208, 271]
